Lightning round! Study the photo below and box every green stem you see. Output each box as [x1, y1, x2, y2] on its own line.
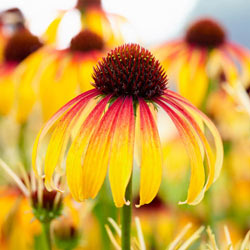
[42, 221, 52, 250]
[121, 176, 132, 250]
[18, 122, 29, 169]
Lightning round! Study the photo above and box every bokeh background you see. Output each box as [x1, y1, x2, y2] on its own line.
[0, 1, 250, 250]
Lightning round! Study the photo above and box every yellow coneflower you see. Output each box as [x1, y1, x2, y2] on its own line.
[33, 43, 223, 249]
[155, 18, 250, 108]
[44, 0, 124, 47]
[33, 43, 223, 207]
[16, 29, 107, 122]
[0, 28, 43, 119]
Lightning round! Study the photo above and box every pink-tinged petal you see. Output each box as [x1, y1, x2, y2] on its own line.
[80, 97, 124, 201]
[155, 99, 205, 205]
[225, 42, 250, 64]
[44, 94, 97, 191]
[164, 90, 223, 185]
[109, 96, 135, 207]
[66, 95, 112, 201]
[137, 99, 162, 207]
[223, 43, 250, 86]
[32, 89, 99, 177]
[162, 96, 215, 189]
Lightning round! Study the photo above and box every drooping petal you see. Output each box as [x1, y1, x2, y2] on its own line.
[32, 89, 99, 177]
[66, 95, 112, 201]
[44, 93, 97, 191]
[162, 90, 223, 203]
[155, 98, 205, 204]
[137, 98, 162, 207]
[166, 90, 223, 181]
[109, 96, 135, 207]
[162, 96, 215, 198]
[81, 97, 124, 201]
[178, 48, 208, 107]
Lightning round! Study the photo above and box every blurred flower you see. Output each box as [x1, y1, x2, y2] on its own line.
[155, 18, 250, 107]
[33, 44, 223, 208]
[16, 29, 106, 122]
[206, 89, 250, 141]
[0, 28, 43, 119]
[43, 0, 125, 47]
[0, 159, 63, 224]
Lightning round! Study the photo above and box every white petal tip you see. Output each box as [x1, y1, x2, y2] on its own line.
[178, 200, 187, 205]
[124, 199, 131, 206]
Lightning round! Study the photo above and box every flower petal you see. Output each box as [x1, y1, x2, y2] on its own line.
[109, 96, 135, 207]
[81, 97, 124, 201]
[178, 48, 208, 107]
[44, 93, 97, 191]
[216, 47, 238, 87]
[32, 89, 99, 177]
[137, 98, 162, 207]
[39, 56, 79, 121]
[43, 13, 64, 44]
[166, 90, 223, 181]
[66, 95, 112, 201]
[163, 91, 223, 203]
[155, 98, 205, 204]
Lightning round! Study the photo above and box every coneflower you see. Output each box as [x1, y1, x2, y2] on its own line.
[33, 43, 223, 249]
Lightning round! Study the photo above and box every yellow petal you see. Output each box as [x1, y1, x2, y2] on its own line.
[109, 97, 135, 207]
[137, 99, 162, 207]
[66, 96, 111, 201]
[44, 95, 95, 191]
[178, 49, 208, 107]
[39, 56, 78, 121]
[0, 71, 15, 116]
[43, 13, 65, 45]
[80, 97, 124, 201]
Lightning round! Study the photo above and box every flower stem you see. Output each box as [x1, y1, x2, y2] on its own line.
[121, 176, 132, 250]
[18, 122, 29, 169]
[42, 221, 52, 250]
